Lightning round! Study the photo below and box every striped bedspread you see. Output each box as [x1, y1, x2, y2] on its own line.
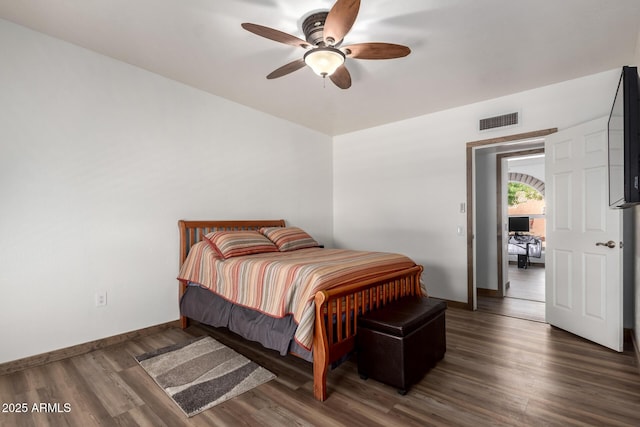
[178, 242, 417, 349]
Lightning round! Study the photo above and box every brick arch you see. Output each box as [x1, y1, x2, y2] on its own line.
[508, 173, 545, 197]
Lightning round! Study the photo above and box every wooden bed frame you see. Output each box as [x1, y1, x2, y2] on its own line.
[178, 219, 424, 401]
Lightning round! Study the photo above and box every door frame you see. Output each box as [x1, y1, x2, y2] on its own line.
[466, 128, 557, 310]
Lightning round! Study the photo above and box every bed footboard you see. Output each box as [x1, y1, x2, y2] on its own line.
[312, 265, 424, 401]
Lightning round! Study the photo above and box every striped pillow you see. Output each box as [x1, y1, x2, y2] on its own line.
[203, 230, 278, 259]
[260, 226, 320, 252]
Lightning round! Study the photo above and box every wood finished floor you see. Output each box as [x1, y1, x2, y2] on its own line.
[505, 264, 545, 302]
[478, 265, 546, 323]
[1, 307, 639, 426]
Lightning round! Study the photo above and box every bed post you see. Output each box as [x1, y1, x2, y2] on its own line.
[178, 220, 189, 329]
[313, 291, 329, 401]
[179, 281, 189, 329]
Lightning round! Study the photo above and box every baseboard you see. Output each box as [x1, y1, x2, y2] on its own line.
[508, 261, 545, 267]
[442, 299, 472, 310]
[630, 329, 640, 372]
[0, 320, 180, 376]
[477, 288, 502, 297]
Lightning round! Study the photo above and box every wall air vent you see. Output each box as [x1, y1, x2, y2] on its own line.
[479, 112, 519, 131]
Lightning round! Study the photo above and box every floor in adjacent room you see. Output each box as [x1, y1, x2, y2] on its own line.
[477, 263, 545, 323]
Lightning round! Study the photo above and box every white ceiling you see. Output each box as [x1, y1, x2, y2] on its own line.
[1, 0, 639, 136]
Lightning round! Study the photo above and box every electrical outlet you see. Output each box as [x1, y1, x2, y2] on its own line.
[95, 291, 107, 307]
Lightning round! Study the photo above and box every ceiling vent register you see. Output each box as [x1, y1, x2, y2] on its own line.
[479, 112, 519, 131]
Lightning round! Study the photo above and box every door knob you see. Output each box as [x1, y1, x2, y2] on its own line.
[595, 240, 616, 248]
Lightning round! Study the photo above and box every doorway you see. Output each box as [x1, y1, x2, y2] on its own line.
[468, 121, 626, 350]
[465, 128, 557, 320]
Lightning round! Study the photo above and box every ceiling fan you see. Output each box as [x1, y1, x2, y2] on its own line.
[241, 0, 411, 89]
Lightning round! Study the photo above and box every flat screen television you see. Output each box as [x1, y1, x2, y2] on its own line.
[509, 216, 529, 233]
[608, 66, 640, 208]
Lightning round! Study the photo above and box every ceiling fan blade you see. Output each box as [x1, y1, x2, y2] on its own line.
[323, 0, 360, 45]
[343, 42, 411, 59]
[330, 65, 352, 89]
[266, 58, 307, 79]
[241, 23, 310, 49]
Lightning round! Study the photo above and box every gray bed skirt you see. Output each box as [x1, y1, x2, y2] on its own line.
[180, 285, 313, 362]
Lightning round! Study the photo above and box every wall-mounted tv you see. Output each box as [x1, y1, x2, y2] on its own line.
[509, 216, 529, 233]
[608, 66, 640, 208]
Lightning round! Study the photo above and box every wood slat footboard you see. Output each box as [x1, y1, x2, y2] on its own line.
[312, 265, 424, 401]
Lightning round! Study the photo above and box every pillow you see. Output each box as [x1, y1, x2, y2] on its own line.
[260, 226, 320, 252]
[203, 230, 278, 259]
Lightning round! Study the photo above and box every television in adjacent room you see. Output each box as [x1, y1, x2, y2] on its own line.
[608, 65, 640, 208]
[508, 216, 529, 234]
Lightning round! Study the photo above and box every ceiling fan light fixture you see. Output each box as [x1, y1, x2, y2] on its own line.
[303, 47, 345, 77]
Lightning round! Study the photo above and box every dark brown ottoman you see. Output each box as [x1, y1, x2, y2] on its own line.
[356, 297, 446, 395]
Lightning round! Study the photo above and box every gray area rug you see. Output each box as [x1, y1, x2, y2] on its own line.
[135, 336, 276, 417]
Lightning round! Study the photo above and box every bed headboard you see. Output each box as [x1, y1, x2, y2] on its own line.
[178, 219, 286, 266]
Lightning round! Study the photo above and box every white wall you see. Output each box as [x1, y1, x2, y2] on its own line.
[0, 19, 333, 364]
[333, 69, 621, 303]
[474, 151, 498, 290]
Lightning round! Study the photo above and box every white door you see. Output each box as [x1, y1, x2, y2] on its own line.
[545, 116, 623, 352]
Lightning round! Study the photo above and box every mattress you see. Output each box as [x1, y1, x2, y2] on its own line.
[177, 242, 417, 349]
